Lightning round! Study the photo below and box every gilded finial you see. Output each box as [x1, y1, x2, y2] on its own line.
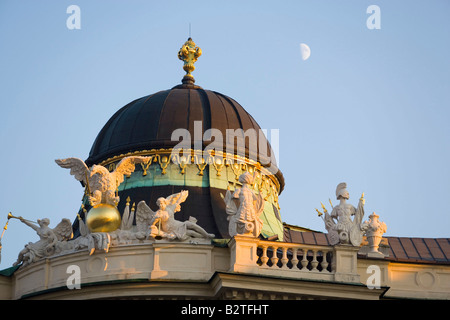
[178, 38, 202, 85]
[320, 202, 328, 214]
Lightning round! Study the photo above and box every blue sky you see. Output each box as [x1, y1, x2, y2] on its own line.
[0, 0, 449, 267]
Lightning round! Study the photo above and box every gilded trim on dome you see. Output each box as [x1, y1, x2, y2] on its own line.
[97, 148, 282, 194]
[96, 148, 281, 211]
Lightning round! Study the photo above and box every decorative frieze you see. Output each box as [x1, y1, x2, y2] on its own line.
[99, 149, 282, 211]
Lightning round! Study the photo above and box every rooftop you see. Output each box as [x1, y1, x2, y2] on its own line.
[283, 227, 450, 265]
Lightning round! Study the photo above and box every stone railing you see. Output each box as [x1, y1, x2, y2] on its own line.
[257, 241, 333, 273]
[229, 235, 361, 284]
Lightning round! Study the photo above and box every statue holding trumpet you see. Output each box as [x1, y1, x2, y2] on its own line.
[3, 213, 73, 268]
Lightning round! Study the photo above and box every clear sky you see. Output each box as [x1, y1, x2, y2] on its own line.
[0, 0, 449, 267]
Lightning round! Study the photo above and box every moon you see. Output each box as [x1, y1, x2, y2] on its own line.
[300, 43, 311, 61]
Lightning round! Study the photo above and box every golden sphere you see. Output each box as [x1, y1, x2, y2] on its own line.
[86, 204, 121, 233]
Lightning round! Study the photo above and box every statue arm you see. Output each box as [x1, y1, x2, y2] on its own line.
[20, 218, 39, 231]
[150, 211, 168, 226]
[149, 214, 158, 226]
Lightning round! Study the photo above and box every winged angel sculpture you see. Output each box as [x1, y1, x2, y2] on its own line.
[222, 172, 265, 238]
[55, 156, 150, 207]
[13, 217, 73, 267]
[135, 190, 215, 241]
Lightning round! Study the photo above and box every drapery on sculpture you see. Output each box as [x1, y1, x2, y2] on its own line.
[222, 172, 265, 238]
[12, 216, 73, 267]
[317, 182, 366, 246]
[135, 190, 215, 241]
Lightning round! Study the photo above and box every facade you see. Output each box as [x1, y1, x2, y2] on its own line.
[0, 38, 449, 301]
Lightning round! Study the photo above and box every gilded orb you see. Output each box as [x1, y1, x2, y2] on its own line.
[86, 204, 121, 233]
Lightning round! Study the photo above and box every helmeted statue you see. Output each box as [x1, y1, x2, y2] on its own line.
[223, 172, 265, 238]
[320, 182, 366, 246]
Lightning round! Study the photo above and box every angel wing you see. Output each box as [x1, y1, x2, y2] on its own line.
[112, 156, 151, 186]
[52, 218, 73, 241]
[166, 190, 189, 214]
[135, 200, 156, 233]
[55, 158, 90, 184]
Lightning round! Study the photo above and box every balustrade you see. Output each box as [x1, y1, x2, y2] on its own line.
[256, 241, 333, 273]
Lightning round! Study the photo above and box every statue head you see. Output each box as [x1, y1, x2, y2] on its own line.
[38, 218, 50, 227]
[238, 172, 254, 185]
[156, 197, 168, 210]
[336, 182, 349, 200]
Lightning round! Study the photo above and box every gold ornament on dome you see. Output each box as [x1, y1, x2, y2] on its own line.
[178, 38, 202, 84]
[85, 203, 121, 233]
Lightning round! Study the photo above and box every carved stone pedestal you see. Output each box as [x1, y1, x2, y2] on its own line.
[228, 235, 260, 274]
[332, 245, 361, 284]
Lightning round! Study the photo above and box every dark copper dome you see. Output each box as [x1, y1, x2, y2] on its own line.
[74, 83, 285, 240]
[86, 83, 284, 190]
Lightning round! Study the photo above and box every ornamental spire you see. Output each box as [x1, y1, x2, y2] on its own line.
[178, 37, 202, 85]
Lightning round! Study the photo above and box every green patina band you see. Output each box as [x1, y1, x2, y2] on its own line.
[116, 162, 284, 241]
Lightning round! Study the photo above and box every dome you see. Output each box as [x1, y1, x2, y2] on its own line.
[74, 39, 285, 240]
[86, 83, 284, 188]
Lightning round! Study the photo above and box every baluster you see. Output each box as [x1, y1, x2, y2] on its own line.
[321, 250, 329, 272]
[260, 245, 269, 266]
[291, 248, 299, 270]
[311, 250, 319, 271]
[281, 247, 289, 269]
[270, 246, 279, 267]
[301, 249, 309, 270]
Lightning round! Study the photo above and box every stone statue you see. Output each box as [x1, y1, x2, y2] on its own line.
[135, 190, 215, 241]
[13, 217, 73, 267]
[55, 156, 150, 207]
[319, 182, 366, 246]
[72, 212, 111, 255]
[362, 212, 387, 257]
[222, 172, 265, 238]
